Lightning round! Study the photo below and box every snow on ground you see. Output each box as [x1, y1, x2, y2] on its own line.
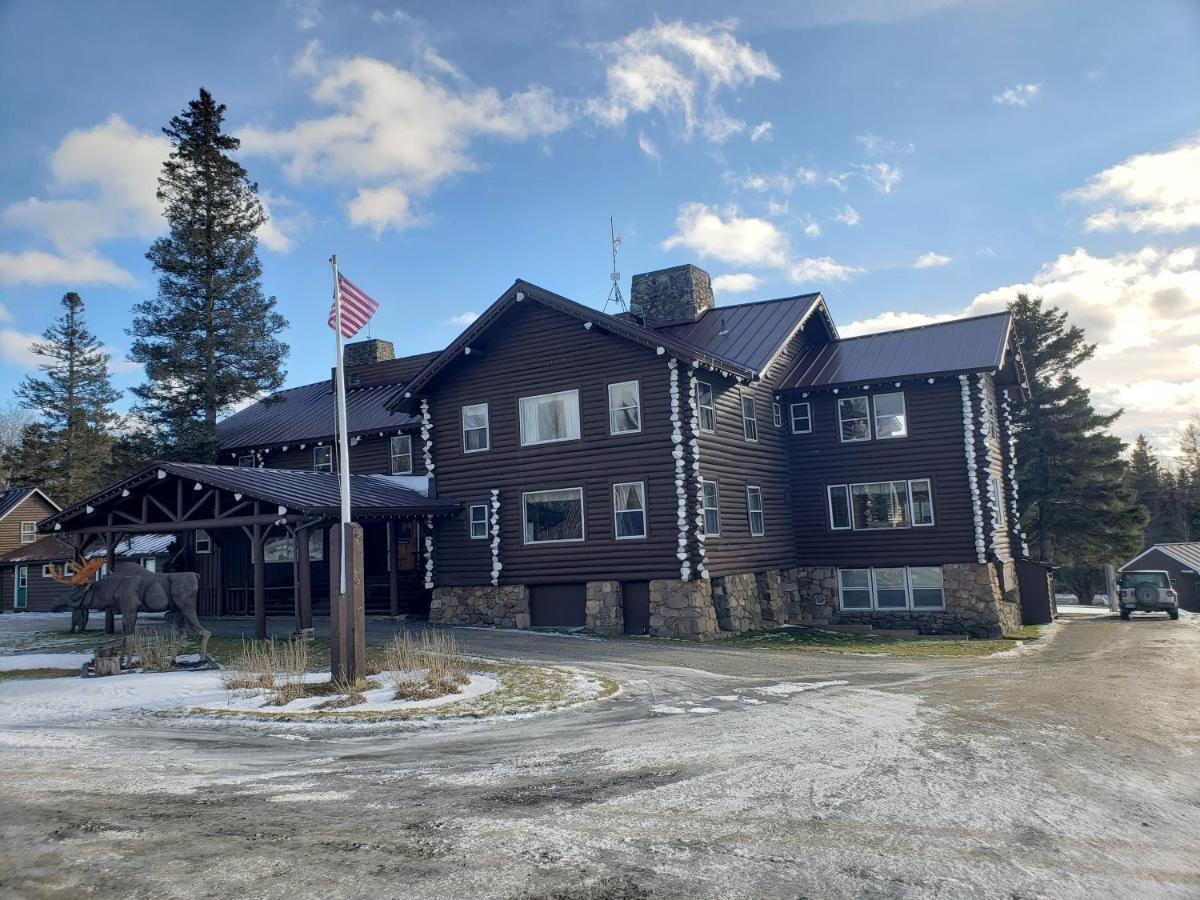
[0, 652, 92, 671]
[211, 672, 499, 716]
[747, 680, 850, 696]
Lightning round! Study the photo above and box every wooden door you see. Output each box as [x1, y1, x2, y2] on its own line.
[621, 581, 650, 635]
[15, 566, 28, 609]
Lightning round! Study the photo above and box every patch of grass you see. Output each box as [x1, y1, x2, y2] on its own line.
[0, 667, 79, 681]
[130, 628, 186, 672]
[717, 625, 1038, 657]
[1003, 624, 1043, 641]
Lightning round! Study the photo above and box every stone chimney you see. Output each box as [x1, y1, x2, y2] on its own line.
[343, 338, 395, 367]
[630, 264, 715, 327]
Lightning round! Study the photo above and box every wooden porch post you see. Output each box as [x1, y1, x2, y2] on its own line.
[387, 520, 399, 617]
[212, 532, 224, 617]
[104, 533, 117, 634]
[252, 523, 266, 640]
[296, 525, 312, 633]
[330, 523, 365, 683]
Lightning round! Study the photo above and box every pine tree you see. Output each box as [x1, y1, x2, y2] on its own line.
[1177, 418, 1200, 540]
[1008, 293, 1146, 567]
[8, 293, 121, 503]
[129, 87, 287, 462]
[1125, 434, 1164, 543]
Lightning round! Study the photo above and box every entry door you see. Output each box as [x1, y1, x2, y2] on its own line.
[15, 566, 28, 609]
[622, 581, 650, 635]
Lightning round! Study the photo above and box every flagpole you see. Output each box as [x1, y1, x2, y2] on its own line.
[330, 254, 351, 596]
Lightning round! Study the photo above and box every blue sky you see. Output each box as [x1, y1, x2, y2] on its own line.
[1, 0, 1198, 451]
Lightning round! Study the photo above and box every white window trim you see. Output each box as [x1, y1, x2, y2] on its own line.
[390, 434, 414, 474]
[790, 401, 812, 434]
[772, 401, 782, 428]
[988, 475, 1007, 527]
[837, 396, 871, 443]
[837, 566, 946, 611]
[827, 484, 852, 531]
[521, 487, 586, 545]
[42, 564, 53, 577]
[518, 389, 581, 447]
[312, 446, 333, 472]
[238, 453, 256, 468]
[908, 478, 935, 527]
[468, 504, 489, 539]
[873, 391, 908, 440]
[702, 479, 721, 536]
[837, 568, 873, 610]
[462, 403, 490, 453]
[746, 486, 765, 536]
[612, 481, 647, 540]
[20, 521, 36, 544]
[828, 478, 934, 531]
[608, 381, 642, 436]
[194, 529, 212, 554]
[696, 381, 715, 433]
[741, 394, 759, 442]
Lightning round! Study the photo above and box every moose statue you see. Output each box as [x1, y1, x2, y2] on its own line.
[50, 558, 211, 659]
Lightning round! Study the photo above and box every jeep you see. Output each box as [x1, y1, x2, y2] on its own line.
[1118, 570, 1180, 620]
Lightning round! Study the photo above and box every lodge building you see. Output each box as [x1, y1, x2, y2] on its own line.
[36, 265, 1049, 639]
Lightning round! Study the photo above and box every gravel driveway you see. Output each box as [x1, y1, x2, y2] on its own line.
[0, 613, 1197, 898]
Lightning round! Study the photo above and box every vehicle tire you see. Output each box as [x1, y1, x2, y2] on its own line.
[1168, 608, 1179, 620]
[1120, 609, 1131, 620]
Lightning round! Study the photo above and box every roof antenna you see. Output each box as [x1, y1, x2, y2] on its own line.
[603, 217, 627, 314]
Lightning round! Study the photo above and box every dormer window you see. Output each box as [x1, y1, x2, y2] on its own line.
[237, 454, 256, 468]
[313, 446, 333, 472]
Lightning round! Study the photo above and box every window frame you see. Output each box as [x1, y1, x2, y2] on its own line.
[612, 481, 647, 540]
[696, 382, 715, 433]
[312, 446, 333, 473]
[772, 401, 782, 428]
[462, 402, 490, 453]
[872, 391, 908, 440]
[827, 478, 935, 531]
[836, 566, 946, 611]
[988, 474, 1007, 528]
[518, 389, 581, 447]
[746, 486, 765, 536]
[837, 568, 873, 609]
[41, 564, 53, 578]
[607, 380, 642, 436]
[702, 479, 721, 536]
[741, 394, 759, 442]
[909, 566, 946, 609]
[20, 521, 36, 544]
[389, 434, 414, 474]
[194, 530, 212, 554]
[790, 401, 812, 434]
[237, 454, 256, 468]
[827, 484, 852, 531]
[908, 478, 935, 527]
[521, 487, 586, 545]
[468, 504, 489, 540]
[837, 396, 871, 443]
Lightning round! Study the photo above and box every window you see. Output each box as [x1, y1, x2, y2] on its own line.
[312, 446, 332, 472]
[194, 530, 212, 554]
[746, 486, 765, 536]
[696, 382, 715, 432]
[613, 481, 647, 539]
[519, 390, 580, 446]
[390, 435, 413, 474]
[908, 479, 934, 526]
[772, 401, 782, 428]
[909, 567, 945, 608]
[827, 485, 851, 530]
[522, 488, 584, 543]
[462, 403, 490, 452]
[140, 557, 157, 573]
[20, 521, 36, 544]
[307, 530, 324, 561]
[238, 454, 256, 468]
[838, 569, 872, 609]
[790, 402, 812, 434]
[837, 396, 871, 442]
[982, 391, 999, 441]
[469, 504, 489, 539]
[264, 536, 295, 563]
[702, 480, 720, 535]
[608, 381, 641, 435]
[873, 392, 907, 439]
[742, 395, 758, 441]
[988, 475, 1007, 527]
[42, 564, 53, 578]
[873, 567, 909, 609]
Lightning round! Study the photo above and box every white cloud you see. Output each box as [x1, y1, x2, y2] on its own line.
[856, 133, 914, 155]
[242, 46, 569, 234]
[0, 329, 42, 368]
[637, 130, 661, 161]
[585, 20, 779, 144]
[804, 222, 821, 238]
[445, 311, 479, 327]
[712, 273, 762, 294]
[724, 166, 840, 195]
[834, 205, 861, 226]
[663, 202, 861, 285]
[914, 251, 952, 269]
[286, 0, 322, 30]
[841, 311, 955, 337]
[855, 162, 902, 194]
[993, 83, 1041, 107]
[750, 121, 773, 143]
[0, 250, 134, 287]
[1067, 134, 1200, 234]
[766, 198, 789, 217]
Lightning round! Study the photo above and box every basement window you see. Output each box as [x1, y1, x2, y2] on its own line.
[837, 566, 945, 611]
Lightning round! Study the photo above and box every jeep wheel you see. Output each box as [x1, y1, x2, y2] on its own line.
[1168, 608, 1180, 621]
[1120, 609, 1131, 620]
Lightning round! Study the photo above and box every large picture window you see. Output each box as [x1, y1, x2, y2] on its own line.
[746, 486, 765, 536]
[390, 435, 413, 474]
[837, 396, 871, 442]
[613, 481, 647, 539]
[837, 566, 945, 610]
[702, 479, 720, 535]
[827, 479, 935, 530]
[608, 381, 641, 435]
[519, 390, 580, 446]
[462, 403, 490, 452]
[873, 392, 907, 439]
[312, 446, 332, 472]
[696, 382, 715, 432]
[522, 488, 584, 544]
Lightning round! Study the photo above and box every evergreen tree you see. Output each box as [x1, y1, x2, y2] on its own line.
[129, 87, 287, 462]
[1008, 293, 1146, 567]
[8, 293, 121, 503]
[1176, 418, 1200, 540]
[1125, 434, 1165, 543]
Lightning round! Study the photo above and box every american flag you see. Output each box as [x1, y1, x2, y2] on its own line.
[328, 273, 380, 338]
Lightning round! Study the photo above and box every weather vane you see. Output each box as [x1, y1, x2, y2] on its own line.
[604, 216, 626, 314]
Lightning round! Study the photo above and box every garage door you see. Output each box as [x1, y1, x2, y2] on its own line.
[529, 583, 586, 627]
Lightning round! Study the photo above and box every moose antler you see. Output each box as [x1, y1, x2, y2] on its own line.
[48, 557, 105, 586]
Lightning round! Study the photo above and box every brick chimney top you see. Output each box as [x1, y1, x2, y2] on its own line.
[630, 264, 714, 327]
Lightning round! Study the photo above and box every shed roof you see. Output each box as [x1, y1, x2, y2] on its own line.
[780, 312, 1014, 391]
[1120, 543, 1200, 572]
[0, 486, 60, 521]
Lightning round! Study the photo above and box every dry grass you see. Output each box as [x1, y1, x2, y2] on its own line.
[131, 628, 185, 673]
[383, 629, 470, 701]
[220, 637, 309, 702]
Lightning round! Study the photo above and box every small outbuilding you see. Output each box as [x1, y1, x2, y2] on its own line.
[1119, 543, 1200, 612]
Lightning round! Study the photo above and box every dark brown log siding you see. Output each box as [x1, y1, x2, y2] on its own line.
[263, 433, 425, 476]
[0, 563, 75, 612]
[424, 302, 681, 585]
[787, 379, 978, 566]
[0, 494, 58, 554]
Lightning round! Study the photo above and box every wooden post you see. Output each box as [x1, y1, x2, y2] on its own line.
[252, 523, 266, 640]
[329, 522, 365, 683]
[296, 526, 312, 633]
[104, 534, 117, 634]
[387, 520, 399, 617]
[212, 532, 224, 617]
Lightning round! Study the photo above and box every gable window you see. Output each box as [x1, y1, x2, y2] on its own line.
[696, 382, 715, 432]
[522, 488, 584, 544]
[390, 435, 413, 474]
[741, 395, 758, 442]
[909, 479, 934, 526]
[608, 381, 641, 435]
[238, 454, 256, 468]
[790, 402, 812, 434]
[746, 486, 765, 536]
[827, 479, 935, 530]
[613, 481, 647, 539]
[462, 403, 490, 452]
[837, 396, 871, 442]
[194, 530, 212, 554]
[827, 485, 851, 530]
[988, 475, 1007, 527]
[702, 479, 721, 535]
[468, 504, 489, 539]
[20, 521, 36, 544]
[313, 446, 333, 472]
[873, 392, 907, 439]
[772, 402, 782, 428]
[837, 566, 945, 611]
[519, 390, 580, 446]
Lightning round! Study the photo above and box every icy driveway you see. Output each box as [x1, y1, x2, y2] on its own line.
[1, 614, 1198, 898]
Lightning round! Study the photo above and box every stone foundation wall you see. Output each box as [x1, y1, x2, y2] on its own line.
[586, 581, 624, 637]
[430, 584, 530, 629]
[648, 578, 720, 639]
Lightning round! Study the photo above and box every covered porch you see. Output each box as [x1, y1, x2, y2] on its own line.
[39, 462, 460, 638]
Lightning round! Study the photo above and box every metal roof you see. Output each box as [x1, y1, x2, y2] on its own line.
[780, 312, 1013, 391]
[0, 533, 175, 565]
[0, 486, 59, 521]
[654, 293, 832, 374]
[1121, 543, 1200, 572]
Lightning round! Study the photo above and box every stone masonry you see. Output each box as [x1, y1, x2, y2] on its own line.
[586, 581, 624, 637]
[430, 584, 530, 629]
[630, 264, 715, 327]
[648, 578, 721, 639]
